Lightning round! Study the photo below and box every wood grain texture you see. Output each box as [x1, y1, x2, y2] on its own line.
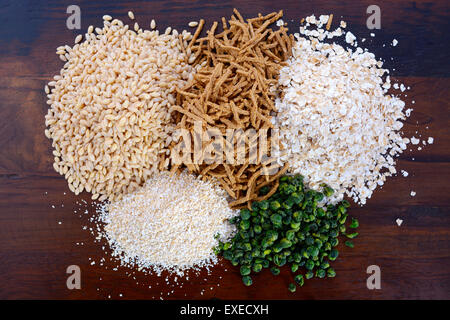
[0, 0, 449, 300]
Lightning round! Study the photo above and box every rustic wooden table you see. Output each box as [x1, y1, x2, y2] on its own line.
[0, 0, 449, 300]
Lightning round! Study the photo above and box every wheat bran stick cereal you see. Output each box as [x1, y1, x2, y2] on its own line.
[170, 9, 293, 208]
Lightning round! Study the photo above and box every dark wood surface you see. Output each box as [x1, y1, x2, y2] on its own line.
[0, 0, 449, 300]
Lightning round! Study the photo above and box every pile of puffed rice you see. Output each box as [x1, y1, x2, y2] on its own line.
[45, 15, 198, 202]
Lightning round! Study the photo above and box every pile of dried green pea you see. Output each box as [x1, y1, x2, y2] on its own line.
[217, 175, 359, 292]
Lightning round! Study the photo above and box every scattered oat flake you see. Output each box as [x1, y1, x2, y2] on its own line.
[392, 39, 398, 46]
[410, 137, 420, 145]
[396, 218, 403, 226]
[427, 137, 434, 144]
[405, 108, 413, 117]
[345, 31, 356, 44]
[410, 191, 416, 197]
